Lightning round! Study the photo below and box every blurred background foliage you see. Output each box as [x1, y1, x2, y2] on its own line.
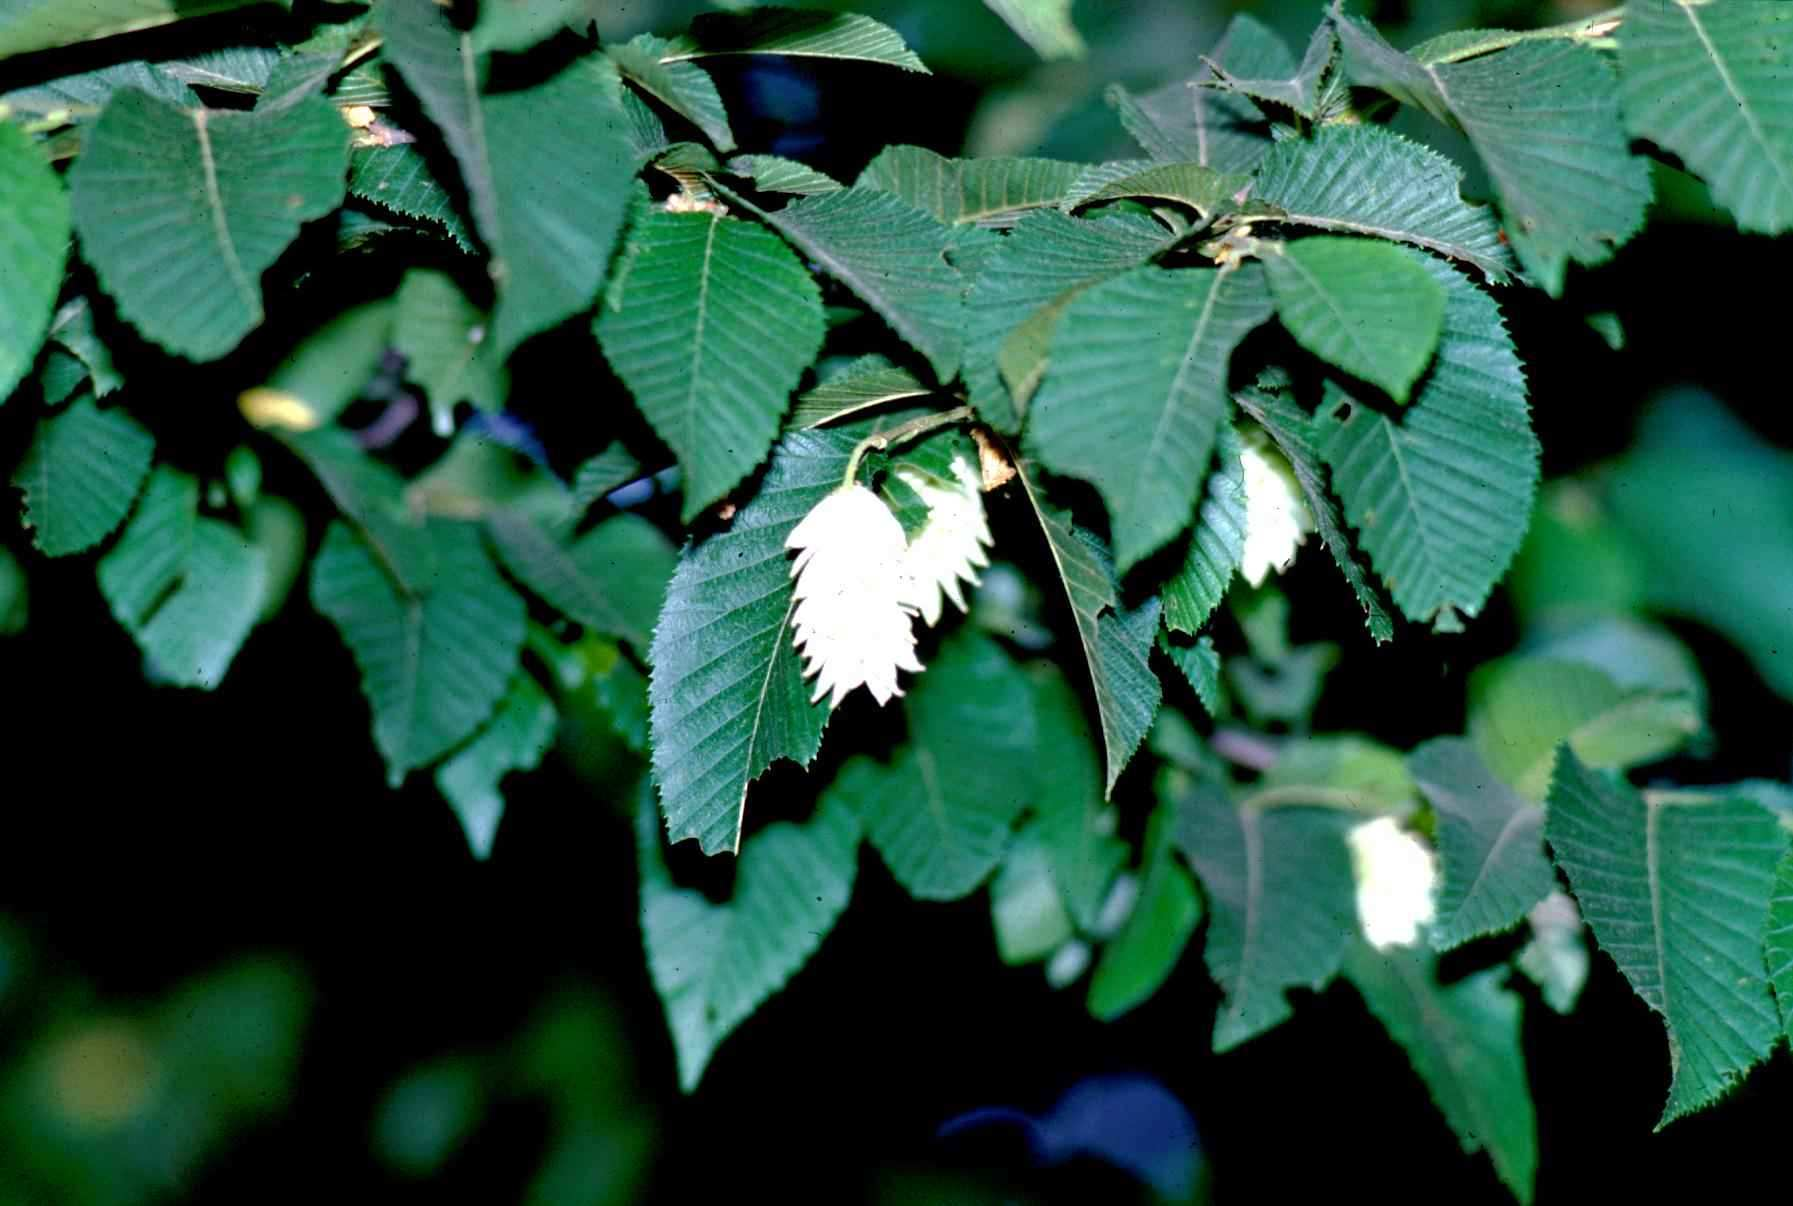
[3, 0, 1791, 1201]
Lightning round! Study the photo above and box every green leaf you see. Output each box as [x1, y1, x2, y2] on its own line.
[3, 60, 192, 120]
[962, 208, 1175, 431]
[1171, 784, 1357, 1050]
[990, 827, 1075, 964]
[1335, 16, 1650, 294]
[1105, 16, 1278, 171]
[850, 630, 1038, 900]
[395, 269, 507, 434]
[1160, 632, 1222, 715]
[97, 467, 268, 689]
[595, 209, 824, 520]
[47, 297, 124, 398]
[1205, 19, 1335, 119]
[982, 0, 1084, 60]
[310, 519, 526, 785]
[67, 90, 347, 360]
[661, 8, 927, 72]
[1233, 389, 1393, 643]
[1600, 391, 1793, 699]
[790, 355, 930, 429]
[1546, 751, 1789, 1127]
[1619, 0, 1793, 235]
[1161, 425, 1246, 634]
[380, 2, 635, 354]
[746, 186, 962, 382]
[0, 0, 271, 59]
[159, 45, 278, 93]
[487, 511, 673, 655]
[282, 429, 439, 594]
[647, 426, 863, 855]
[1768, 851, 1793, 1044]
[1408, 11, 1622, 65]
[858, 144, 1084, 226]
[244, 299, 395, 429]
[607, 34, 734, 153]
[1027, 262, 1273, 571]
[0, 122, 68, 402]
[1410, 738, 1551, 950]
[1065, 161, 1249, 218]
[1254, 734, 1415, 813]
[1316, 255, 1538, 627]
[1264, 238, 1445, 404]
[471, 0, 587, 54]
[1250, 125, 1516, 282]
[1516, 890, 1591, 1016]
[1344, 945, 1538, 1204]
[1030, 664, 1127, 931]
[726, 154, 842, 196]
[1469, 657, 1700, 801]
[569, 442, 643, 513]
[13, 396, 154, 557]
[637, 784, 861, 1091]
[1088, 803, 1201, 1021]
[436, 672, 557, 859]
[1015, 464, 1163, 795]
[348, 144, 475, 250]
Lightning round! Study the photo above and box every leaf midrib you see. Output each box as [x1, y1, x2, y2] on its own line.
[1679, 3, 1793, 204]
[190, 108, 256, 316]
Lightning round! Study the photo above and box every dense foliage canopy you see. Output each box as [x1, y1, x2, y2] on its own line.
[3, 0, 1792, 1200]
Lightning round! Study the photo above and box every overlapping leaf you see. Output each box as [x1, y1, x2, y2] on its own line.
[1251, 125, 1515, 281]
[1172, 785, 1357, 1050]
[1335, 15, 1649, 294]
[1547, 751, 1788, 1126]
[858, 145, 1084, 226]
[487, 511, 674, 655]
[848, 630, 1037, 900]
[1066, 162, 1248, 218]
[1264, 237, 1445, 403]
[1015, 465, 1161, 794]
[0, 0, 267, 59]
[348, 144, 474, 250]
[1205, 19, 1334, 119]
[661, 8, 927, 72]
[1345, 946, 1538, 1203]
[1088, 804, 1200, 1021]
[13, 396, 153, 557]
[962, 208, 1174, 431]
[596, 209, 823, 519]
[311, 519, 526, 785]
[68, 90, 348, 360]
[380, 1, 634, 355]
[1470, 657, 1700, 800]
[983, 0, 1084, 60]
[394, 269, 506, 433]
[1232, 389, 1393, 642]
[436, 672, 557, 859]
[1105, 14, 1279, 171]
[790, 356, 930, 429]
[727, 154, 842, 196]
[607, 34, 734, 152]
[638, 786, 861, 1090]
[1027, 262, 1272, 571]
[1029, 666, 1128, 932]
[648, 426, 867, 855]
[748, 187, 961, 381]
[98, 467, 268, 689]
[0, 121, 69, 402]
[1619, 0, 1793, 235]
[1161, 425, 1246, 634]
[1410, 738, 1552, 950]
[1316, 254, 1537, 627]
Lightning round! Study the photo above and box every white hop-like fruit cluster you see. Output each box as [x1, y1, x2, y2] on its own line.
[785, 452, 997, 709]
[1238, 438, 1315, 587]
[893, 455, 994, 627]
[785, 484, 924, 708]
[1347, 816, 1439, 950]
